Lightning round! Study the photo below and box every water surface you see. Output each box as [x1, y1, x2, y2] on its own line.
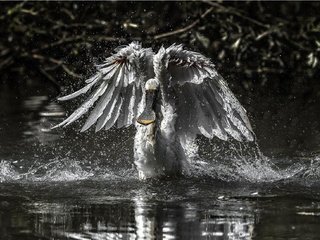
[1, 80, 320, 239]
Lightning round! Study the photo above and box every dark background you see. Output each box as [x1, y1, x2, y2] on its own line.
[0, 1, 319, 156]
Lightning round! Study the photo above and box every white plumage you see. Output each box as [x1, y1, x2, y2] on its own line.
[54, 42, 254, 179]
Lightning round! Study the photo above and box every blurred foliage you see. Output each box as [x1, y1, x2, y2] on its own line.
[0, 1, 319, 98]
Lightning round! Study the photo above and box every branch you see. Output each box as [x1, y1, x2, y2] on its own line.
[229, 67, 285, 74]
[31, 54, 83, 78]
[154, 7, 214, 40]
[61, 64, 82, 78]
[203, 1, 314, 53]
[31, 36, 84, 53]
[31, 35, 123, 53]
[202, 0, 269, 29]
[0, 56, 13, 70]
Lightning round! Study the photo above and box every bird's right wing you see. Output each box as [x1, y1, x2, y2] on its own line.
[53, 42, 154, 132]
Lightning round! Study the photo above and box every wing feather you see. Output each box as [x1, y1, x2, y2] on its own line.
[53, 81, 108, 128]
[54, 42, 154, 131]
[116, 84, 131, 128]
[80, 66, 122, 132]
[94, 67, 124, 131]
[58, 73, 102, 101]
[104, 96, 123, 130]
[167, 44, 254, 141]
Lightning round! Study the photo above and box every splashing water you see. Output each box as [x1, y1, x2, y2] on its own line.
[0, 139, 312, 185]
[191, 138, 307, 183]
[0, 93, 317, 186]
[0, 160, 20, 182]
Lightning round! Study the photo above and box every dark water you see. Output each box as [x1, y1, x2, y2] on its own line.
[1, 80, 320, 240]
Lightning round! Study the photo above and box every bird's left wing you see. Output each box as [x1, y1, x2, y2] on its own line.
[54, 42, 154, 132]
[166, 44, 254, 142]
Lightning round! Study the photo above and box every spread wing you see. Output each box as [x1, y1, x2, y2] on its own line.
[54, 42, 154, 132]
[166, 44, 254, 141]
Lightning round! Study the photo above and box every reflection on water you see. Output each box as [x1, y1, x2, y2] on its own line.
[1, 196, 255, 240]
[0, 179, 259, 240]
[2, 181, 320, 240]
[1, 80, 320, 240]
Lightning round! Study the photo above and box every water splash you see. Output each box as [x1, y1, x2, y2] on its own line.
[0, 160, 21, 182]
[0, 138, 316, 184]
[0, 157, 139, 183]
[192, 139, 306, 183]
[27, 158, 95, 181]
[0, 154, 315, 184]
[0, 94, 314, 185]
[298, 156, 320, 180]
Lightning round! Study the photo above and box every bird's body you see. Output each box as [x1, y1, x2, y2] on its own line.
[55, 42, 254, 179]
[134, 106, 186, 179]
[134, 49, 188, 179]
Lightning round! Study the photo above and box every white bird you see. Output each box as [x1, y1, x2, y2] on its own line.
[54, 42, 254, 179]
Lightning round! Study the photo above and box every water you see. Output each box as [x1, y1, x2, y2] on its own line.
[1, 80, 320, 240]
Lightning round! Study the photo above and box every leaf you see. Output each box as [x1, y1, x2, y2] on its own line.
[231, 38, 241, 50]
[195, 32, 210, 48]
[307, 53, 318, 68]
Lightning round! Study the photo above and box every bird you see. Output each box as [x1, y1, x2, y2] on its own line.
[54, 42, 254, 179]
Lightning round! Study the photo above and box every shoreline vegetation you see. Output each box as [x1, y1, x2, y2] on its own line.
[0, 1, 319, 96]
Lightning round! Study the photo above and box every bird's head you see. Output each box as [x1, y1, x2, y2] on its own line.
[145, 78, 159, 91]
[136, 78, 159, 126]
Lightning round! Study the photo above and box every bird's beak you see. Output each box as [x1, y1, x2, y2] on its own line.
[137, 90, 157, 126]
